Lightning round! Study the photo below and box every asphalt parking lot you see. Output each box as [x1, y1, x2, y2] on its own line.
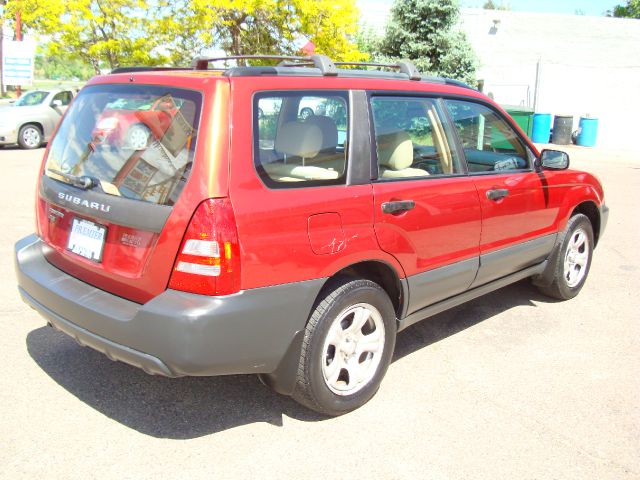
[1, 145, 638, 479]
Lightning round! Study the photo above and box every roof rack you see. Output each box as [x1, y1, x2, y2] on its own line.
[334, 61, 421, 81]
[191, 54, 338, 76]
[111, 54, 475, 90]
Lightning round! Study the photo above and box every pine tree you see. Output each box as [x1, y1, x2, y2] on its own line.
[380, 0, 477, 84]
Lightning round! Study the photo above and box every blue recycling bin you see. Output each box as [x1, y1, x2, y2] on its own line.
[576, 117, 598, 147]
[531, 113, 552, 143]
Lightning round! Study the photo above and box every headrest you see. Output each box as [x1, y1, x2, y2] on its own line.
[304, 116, 338, 151]
[377, 131, 413, 170]
[275, 121, 322, 158]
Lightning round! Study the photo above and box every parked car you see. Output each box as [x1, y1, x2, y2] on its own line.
[0, 89, 75, 149]
[15, 56, 608, 416]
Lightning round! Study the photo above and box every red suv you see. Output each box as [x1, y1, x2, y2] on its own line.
[15, 55, 608, 415]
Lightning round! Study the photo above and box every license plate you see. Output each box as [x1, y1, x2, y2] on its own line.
[67, 218, 107, 262]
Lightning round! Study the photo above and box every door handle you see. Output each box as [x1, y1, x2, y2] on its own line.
[486, 189, 509, 201]
[382, 200, 415, 214]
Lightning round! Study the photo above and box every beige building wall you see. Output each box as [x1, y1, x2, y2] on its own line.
[460, 9, 640, 149]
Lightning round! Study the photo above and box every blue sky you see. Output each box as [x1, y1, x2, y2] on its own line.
[357, 0, 620, 26]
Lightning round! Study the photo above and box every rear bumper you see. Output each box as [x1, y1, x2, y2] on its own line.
[15, 234, 324, 377]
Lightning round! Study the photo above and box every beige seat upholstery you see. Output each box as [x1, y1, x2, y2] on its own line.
[305, 116, 338, 153]
[264, 121, 340, 182]
[263, 163, 339, 181]
[303, 115, 346, 174]
[377, 131, 429, 178]
[275, 121, 322, 161]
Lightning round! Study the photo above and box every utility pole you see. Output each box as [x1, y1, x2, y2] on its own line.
[0, 0, 5, 96]
[533, 57, 541, 112]
[15, 7, 21, 97]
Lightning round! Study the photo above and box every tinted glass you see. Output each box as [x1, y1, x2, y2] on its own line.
[371, 96, 462, 179]
[254, 92, 348, 187]
[445, 100, 530, 172]
[15, 91, 48, 106]
[44, 84, 202, 206]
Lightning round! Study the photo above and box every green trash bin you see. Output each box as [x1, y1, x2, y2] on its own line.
[502, 104, 534, 137]
[490, 105, 534, 150]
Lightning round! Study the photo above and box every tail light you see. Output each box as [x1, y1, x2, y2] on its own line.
[168, 198, 241, 296]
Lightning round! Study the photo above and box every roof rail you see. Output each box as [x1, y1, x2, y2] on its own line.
[110, 55, 474, 90]
[111, 66, 191, 74]
[333, 60, 421, 81]
[191, 54, 338, 76]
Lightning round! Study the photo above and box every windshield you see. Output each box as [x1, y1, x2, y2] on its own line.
[15, 90, 48, 106]
[44, 84, 202, 206]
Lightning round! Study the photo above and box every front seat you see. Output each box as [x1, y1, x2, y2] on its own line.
[377, 130, 429, 178]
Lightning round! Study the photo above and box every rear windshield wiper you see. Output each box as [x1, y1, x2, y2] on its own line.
[47, 168, 97, 190]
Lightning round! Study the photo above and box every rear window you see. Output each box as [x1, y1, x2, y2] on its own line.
[45, 84, 202, 206]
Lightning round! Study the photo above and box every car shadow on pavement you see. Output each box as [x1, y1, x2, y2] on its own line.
[393, 279, 558, 362]
[26, 279, 556, 439]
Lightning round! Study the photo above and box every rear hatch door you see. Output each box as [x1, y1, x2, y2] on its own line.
[36, 81, 212, 303]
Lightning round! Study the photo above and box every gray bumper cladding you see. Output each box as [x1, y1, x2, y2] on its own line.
[15, 235, 324, 377]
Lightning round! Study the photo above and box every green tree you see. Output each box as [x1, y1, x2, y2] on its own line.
[35, 47, 94, 81]
[154, 0, 366, 65]
[608, 0, 640, 18]
[5, 0, 365, 75]
[483, 0, 510, 10]
[355, 25, 382, 59]
[379, 0, 477, 83]
[4, 0, 166, 74]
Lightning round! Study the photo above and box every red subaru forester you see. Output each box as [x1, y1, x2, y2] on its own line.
[15, 55, 607, 415]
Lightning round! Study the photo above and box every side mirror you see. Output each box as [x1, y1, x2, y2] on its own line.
[51, 99, 63, 108]
[539, 149, 569, 170]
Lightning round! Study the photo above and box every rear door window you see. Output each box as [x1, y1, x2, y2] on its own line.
[44, 84, 202, 206]
[254, 92, 348, 188]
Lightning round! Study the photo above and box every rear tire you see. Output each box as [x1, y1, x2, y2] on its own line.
[18, 124, 42, 149]
[536, 213, 594, 300]
[292, 278, 396, 416]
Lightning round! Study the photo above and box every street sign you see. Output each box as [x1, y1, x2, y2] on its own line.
[2, 40, 36, 86]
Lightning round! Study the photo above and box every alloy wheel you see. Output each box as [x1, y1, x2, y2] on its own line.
[321, 303, 385, 396]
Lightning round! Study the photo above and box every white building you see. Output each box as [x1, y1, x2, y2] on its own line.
[461, 9, 640, 149]
[360, 6, 640, 149]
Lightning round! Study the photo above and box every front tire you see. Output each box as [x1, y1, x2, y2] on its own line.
[18, 124, 42, 149]
[292, 279, 396, 416]
[536, 213, 594, 300]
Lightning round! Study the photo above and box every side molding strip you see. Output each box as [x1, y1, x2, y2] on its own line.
[397, 261, 547, 332]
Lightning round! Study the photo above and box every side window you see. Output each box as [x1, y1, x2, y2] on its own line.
[53, 91, 73, 106]
[254, 92, 348, 188]
[370, 96, 462, 179]
[445, 100, 530, 172]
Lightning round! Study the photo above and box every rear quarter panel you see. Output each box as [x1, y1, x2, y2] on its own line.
[227, 77, 406, 290]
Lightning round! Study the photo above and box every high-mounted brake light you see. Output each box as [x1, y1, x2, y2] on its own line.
[168, 198, 241, 296]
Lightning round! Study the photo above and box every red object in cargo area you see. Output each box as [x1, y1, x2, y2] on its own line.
[92, 97, 180, 149]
